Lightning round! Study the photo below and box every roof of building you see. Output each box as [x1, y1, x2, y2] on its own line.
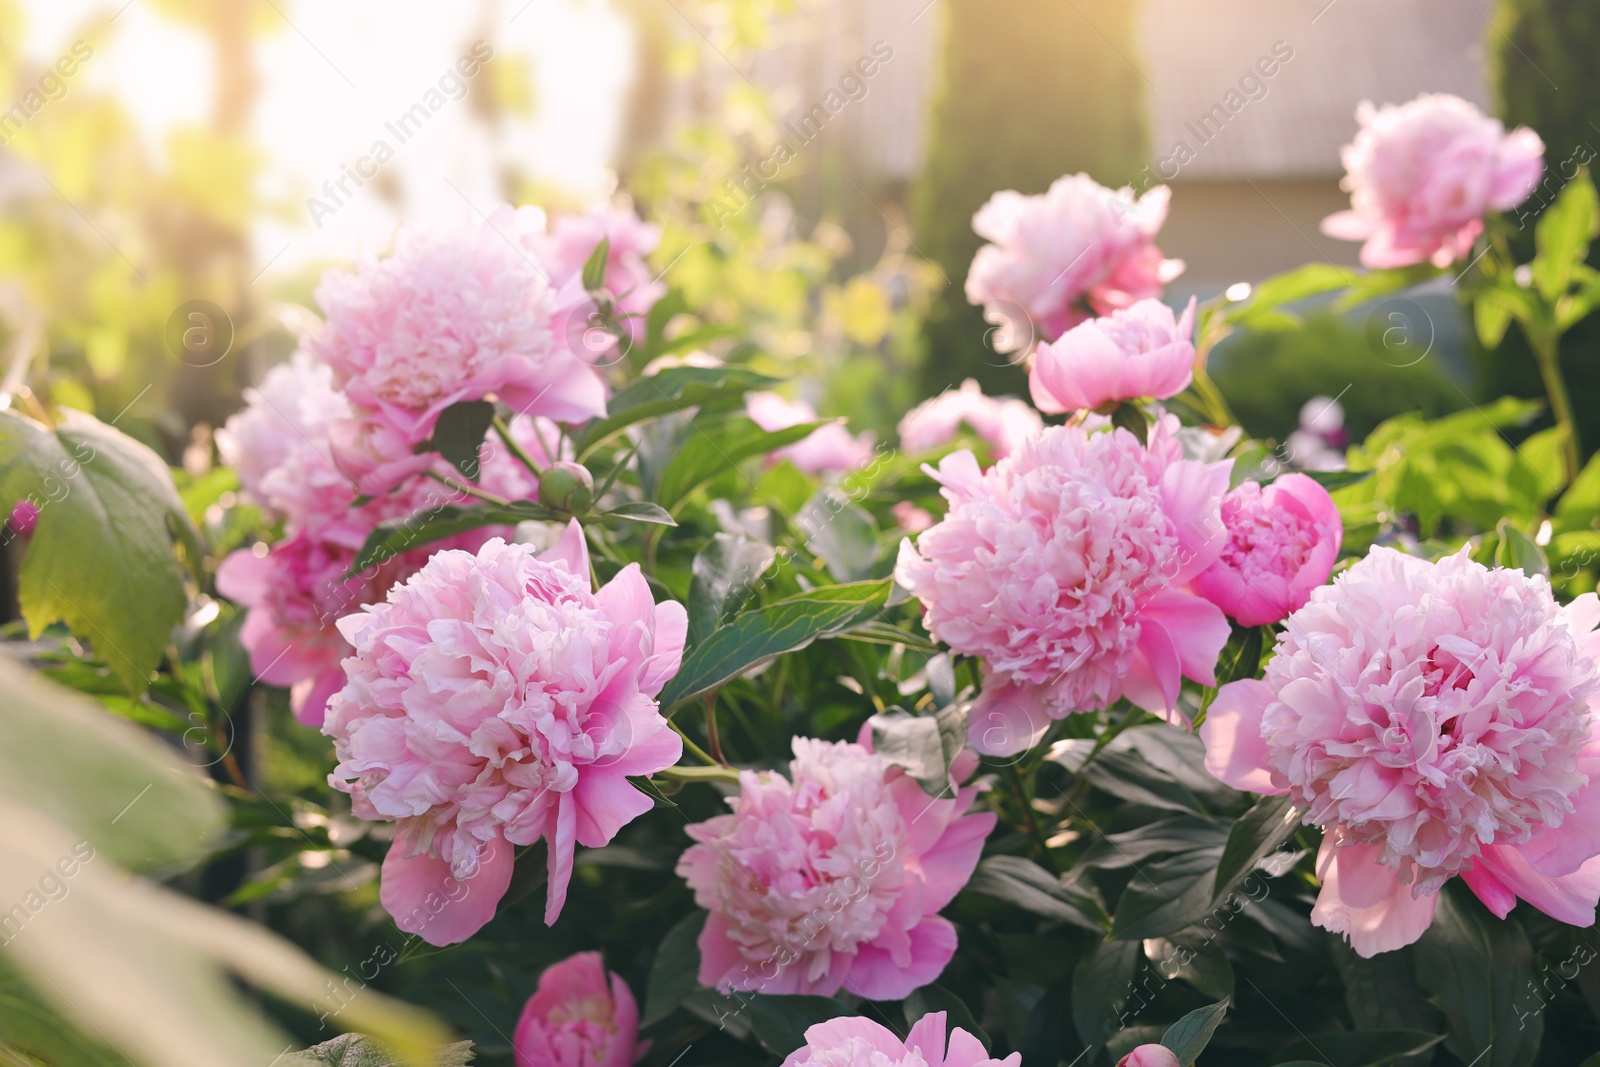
[1139, 0, 1490, 179]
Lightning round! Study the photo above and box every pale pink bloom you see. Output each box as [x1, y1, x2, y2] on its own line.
[896, 414, 1232, 755]
[1116, 1046, 1180, 1067]
[216, 534, 407, 726]
[324, 524, 687, 943]
[310, 212, 606, 464]
[217, 349, 351, 521]
[677, 737, 993, 1001]
[965, 174, 1183, 351]
[539, 200, 665, 348]
[1193, 474, 1343, 627]
[1203, 547, 1600, 956]
[892, 501, 935, 534]
[1029, 298, 1196, 414]
[1322, 93, 1545, 268]
[899, 379, 1043, 460]
[7, 499, 39, 537]
[514, 952, 639, 1067]
[781, 1012, 1019, 1067]
[746, 391, 876, 475]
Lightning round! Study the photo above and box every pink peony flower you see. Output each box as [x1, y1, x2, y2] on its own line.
[1192, 473, 1343, 627]
[1202, 546, 1600, 956]
[746, 391, 876, 475]
[1029, 298, 1196, 414]
[892, 501, 935, 534]
[899, 379, 1043, 461]
[896, 414, 1233, 755]
[310, 211, 606, 471]
[514, 952, 639, 1067]
[1321, 93, 1545, 269]
[540, 200, 665, 349]
[677, 736, 994, 1001]
[965, 174, 1184, 351]
[324, 524, 687, 943]
[217, 349, 351, 522]
[781, 1012, 1019, 1067]
[1116, 1046, 1180, 1067]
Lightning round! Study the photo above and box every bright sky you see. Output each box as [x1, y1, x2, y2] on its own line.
[16, 0, 637, 277]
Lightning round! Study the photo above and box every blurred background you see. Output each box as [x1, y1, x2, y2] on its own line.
[0, 0, 1594, 475]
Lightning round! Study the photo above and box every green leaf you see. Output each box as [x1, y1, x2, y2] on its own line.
[1298, 469, 1373, 492]
[868, 704, 968, 799]
[601, 500, 677, 526]
[1071, 940, 1142, 1049]
[1412, 882, 1542, 1067]
[1331, 264, 1439, 310]
[903, 985, 990, 1052]
[658, 580, 890, 711]
[835, 619, 940, 652]
[288, 1034, 475, 1066]
[656, 416, 819, 512]
[0, 409, 199, 693]
[1111, 847, 1227, 941]
[1475, 290, 1514, 347]
[1329, 939, 1441, 1055]
[1160, 998, 1229, 1066]
[643, 911, 705, 1026]
[349, 503, 561, 572]
[428, 400, 494, 481]
[1533, 169, 1598, 300]
[1274, 1029, 1446, 1067]
[687, 532, 775, 646]
[581, 236, 611, 292]
[572, 365, 782, 458]
[964, 855, 1108, 932]
[1495, 519, 1550, 578]
[1080, 749, 1204, 813]
[801, 492, 879, 582]
[1111, 402, 1150, 439]
[1556, 449, 1600, 532]
[745, 995, 851, 1058]
[1228, 263, 1353, 330]
[1076, 815, 1231, 870]
[1212, 794, 1302, 903]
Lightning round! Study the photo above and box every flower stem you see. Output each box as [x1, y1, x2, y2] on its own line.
[670, 719, 720, 767]
[426, 470, 512, 507]
[1003, 763, 1058, 873]
[493, 414, 545, 480]
[1530, 330, 1581, 486]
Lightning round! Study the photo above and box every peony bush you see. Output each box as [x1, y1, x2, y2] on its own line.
[9, 91, 1600, 1067]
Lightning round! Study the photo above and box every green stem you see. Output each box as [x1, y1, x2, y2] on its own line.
[1530, 330, 1581, 486]
[669, 720, 719, 766]
[1189, 366, 1239, 429]
[704, 695, 728, 766]
[493, 414, 545, 479]
[1004, 763, 1058, 872]
[426, 470, 512, 507]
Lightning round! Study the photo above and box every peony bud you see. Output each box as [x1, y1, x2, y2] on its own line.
[6, 499, 40, 537]
[1117, 1044, 1181, 1067]
[537, 461, 595, 514]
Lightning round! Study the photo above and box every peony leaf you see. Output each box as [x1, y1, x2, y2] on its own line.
[655, 416, 819, 512]
[1273, 1029, 1445, 1067]
[1110, 847, 1226, 941]
[963, 855, 1108, 932]
[288, 1034, 475, 1066]
[602, 500, 677, 526]
[642, 911, 705, 1026]
[349, 502, 561, 572]
[1071, 940, 1142, 1050]
[1495, 519, 1550, 578]
[0, 409, 199, 693]
[1211, 794, 1303, 904]
[428, 400, 494, 481]
[687, 531, 775, 646]
[1533, 169, 1598, 301]
[1160, 998, 1229, 1066]
[801, 491, 878, 582]
[571, 365, 782, 459]
[869, 704, 968, 799]
[744, 994, 851, 1058]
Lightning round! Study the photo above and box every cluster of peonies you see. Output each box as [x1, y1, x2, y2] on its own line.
[965, 173, 1183, 352]
[1203, 547, 1600, 955]
[678, 735, 993, 1001]
[1321, 92, 1544, 269]
[323, 525, 687, 943]
[218, 201, 659, 727]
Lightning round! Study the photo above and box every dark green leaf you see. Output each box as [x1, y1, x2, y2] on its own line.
[287, 1034, 474, 1066]
[1412, 882, 1542, 1067]
[801, 492, 878, 582]
[0, 409, 200, 693]
[429, 400, 494, 481]
[1077, 816, 1230, 870]
[656, 417, 818, 511]
[1144, 934, 1234, 1000]
[1111, 402, 1150, 439]
[1161, 998, 1229, 1066]
[349, 503, 560, 572]
[1080, 749, 1204, 813]
[1212, 794, 1302, 903]
[1495, 519, 1549, 578]
[687, 532, 775, 646]
[903, 984, 990, 1052]
[602, 500, 677, 526]
[834, 620, 940, 652]
[572, 365, 782, 458]
[745, 994, 851, 1058]
[1330, 939, 1441, 1062]
[1533, 169, 1598, 300]
[869, 705, 968, 798]
[1111, 847, 1226, 941]
[627, 775, 680, 811]
[658, 580, 890, 711]
[1274, 1029, 1446, 1067]
[1072, 940, 1142, 1049]
[581, 236, 611, 292]
[643, 911, 705, 1025]
[964, 855, 1108, 932]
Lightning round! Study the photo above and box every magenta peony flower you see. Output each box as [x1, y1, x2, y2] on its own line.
[1321, 93, 1545, 268]
[896, 414, 1233, 755]
[1116, 1046, 1180, 1067]
[1192, 473, 1343, 627]
[677, 736, 994, 1001]
[311, 211, 606, 472]
[1202, 547, 1600, 956]
[965, 174, 1183, 352]
[746, 391, 876, 475]
[899, 379, 1043, 461]
[539, 200, 665, 348]
[1029, 297, 1197, 414]
[324, 523, 687, 944]
[781, 1012, 1019, 1067]
[514, 952, 639, 1067]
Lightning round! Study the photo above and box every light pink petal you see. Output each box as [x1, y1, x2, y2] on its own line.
[1123, 624, 1180, 716]
[1159, 459, 1232, 582]
[1473, 843, 1600, 927]
[1320, 209, 1373, 240]
[905, 1012, 950, 1066]
[1311, 838, 1438, 957]
[640, 600, 688, 698]
[966, 678, 1051, 756]
[1139, 588, 1230, 686]
[1200, 679, 1284, 794]
[574, 732, 682, 848]
[290, 668, 347, 727]
[503, 356, 609, 424]
[782, 1018, 906, 1067]
[1518, 737, 1600, 877]
[541, 518, 591, 579]
[380, 837, 514, 946]
[1461, 859, 1518, 918]
[696, 910, 747, 991]
[845, 915, 959, 1001]
[544, 795, 579, 925]
[917, 809, 996, 913]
